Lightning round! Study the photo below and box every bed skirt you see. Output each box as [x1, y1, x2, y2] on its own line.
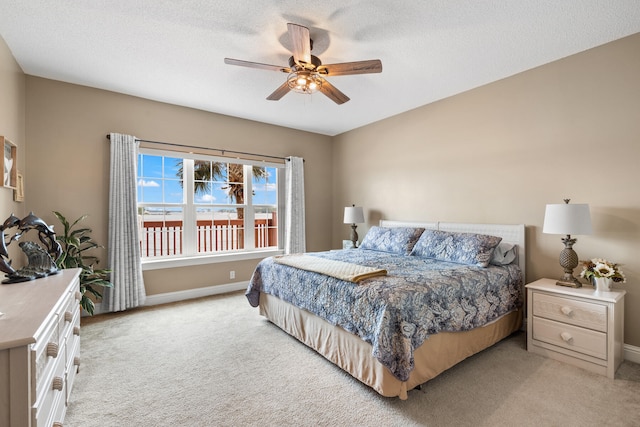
[259, 292, 522, 400]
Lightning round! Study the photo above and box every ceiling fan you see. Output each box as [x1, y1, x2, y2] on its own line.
[224, 23, 382, 105]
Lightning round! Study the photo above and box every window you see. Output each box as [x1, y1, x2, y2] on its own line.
[137, 149, 283, 261]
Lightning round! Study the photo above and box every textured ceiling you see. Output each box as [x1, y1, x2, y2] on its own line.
[1, 1, 640, 136]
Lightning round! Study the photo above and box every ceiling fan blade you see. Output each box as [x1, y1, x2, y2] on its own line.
[224, 58, 290, 73]
[287, 23, 311, 66]
[318, 80, 350, 105]
[318, 60, 382, 76]
[266, 81, 291, 101]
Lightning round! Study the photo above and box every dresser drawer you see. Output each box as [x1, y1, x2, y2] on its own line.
[65, 307, 81, 369]
[51, 387, 68, 427]
[32, 314, 62, 404]
[532, 292, 607, 332]
[58, 288, 79, 339]
[33, 348, 66, 427]
[532, 316, 607, 360]
[66, 337, 81, 403]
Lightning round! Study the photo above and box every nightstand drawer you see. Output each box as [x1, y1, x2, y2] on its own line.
[532, 292, 607, 332]
[532, 317, 607, 360]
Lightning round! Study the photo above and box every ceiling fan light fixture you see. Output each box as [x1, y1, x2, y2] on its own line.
[287, 70, 323, 94]
[225, 23, 381, 104]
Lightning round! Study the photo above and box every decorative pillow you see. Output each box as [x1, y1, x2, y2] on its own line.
[490, 242, 518, 266]
[358, 226, 425, 255]
[410, 229, 502, 267]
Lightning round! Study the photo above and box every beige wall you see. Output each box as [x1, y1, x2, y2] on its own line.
[0, 35, 26, 258]
[23, 77, 333, 295]
[333, 33, 640, 347]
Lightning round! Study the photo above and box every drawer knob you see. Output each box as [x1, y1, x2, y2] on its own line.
[560, 306, 573, 316]
[53, 423, 63, 427]
[75, 291, 82, 301]
[73, 326, 81, 336]
[47, 342, 59, 358]
[560, 332, 573, 343]
[65, 311, 73, 322]
[74, 356, 81, 367]
[52, 376, 64, 391]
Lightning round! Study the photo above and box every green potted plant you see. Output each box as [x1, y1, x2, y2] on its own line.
[53, 211, 112, 315]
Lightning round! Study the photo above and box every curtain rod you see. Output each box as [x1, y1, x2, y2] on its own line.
[106, 134, 289, 161]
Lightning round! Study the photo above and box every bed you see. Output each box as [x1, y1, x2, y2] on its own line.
[246, 220, 526, 399]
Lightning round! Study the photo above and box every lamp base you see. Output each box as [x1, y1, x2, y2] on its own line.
[555, 235, 582, 288]
[349, 224, 359, 249]
[555, 277, 582, 288]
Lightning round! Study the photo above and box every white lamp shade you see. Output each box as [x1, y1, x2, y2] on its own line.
[543, 203, 592, 235]
[343, 206, 364, 224]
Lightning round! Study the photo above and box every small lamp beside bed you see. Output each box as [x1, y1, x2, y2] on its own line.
[543, 199, 592, 288]
[344, 205, 365, 248]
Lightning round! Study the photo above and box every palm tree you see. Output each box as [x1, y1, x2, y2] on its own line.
[178, 160, 268, 206]
[194, 160, 224, 195]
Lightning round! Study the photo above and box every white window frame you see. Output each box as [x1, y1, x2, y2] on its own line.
[138, 148, 285, 270]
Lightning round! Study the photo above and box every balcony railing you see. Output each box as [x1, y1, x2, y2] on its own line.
[140, 218, 277, 257]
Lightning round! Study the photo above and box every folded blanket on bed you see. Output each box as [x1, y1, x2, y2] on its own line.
[273, 254, 387, 283]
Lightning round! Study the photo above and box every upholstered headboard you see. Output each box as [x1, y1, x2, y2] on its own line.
[378, 220, 526, 280]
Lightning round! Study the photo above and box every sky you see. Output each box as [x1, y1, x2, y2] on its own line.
[137, 153, 277, 208]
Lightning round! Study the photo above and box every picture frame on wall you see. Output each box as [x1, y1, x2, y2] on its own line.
[13, 172, 24, 202]
[2, 136, 17, 190]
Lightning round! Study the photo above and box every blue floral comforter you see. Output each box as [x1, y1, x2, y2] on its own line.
[246, 249, 522, 382]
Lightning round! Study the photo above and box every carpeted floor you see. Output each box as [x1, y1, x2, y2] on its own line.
[66, 291, 640, 426]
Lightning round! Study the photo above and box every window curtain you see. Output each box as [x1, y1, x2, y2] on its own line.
[284, 156, 306, 254]
[102, 133, 146, 312]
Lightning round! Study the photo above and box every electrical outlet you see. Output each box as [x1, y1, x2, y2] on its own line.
[230, 270, 235, 279]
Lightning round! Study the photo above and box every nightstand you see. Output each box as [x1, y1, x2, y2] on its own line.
[526, 278, 626, 378]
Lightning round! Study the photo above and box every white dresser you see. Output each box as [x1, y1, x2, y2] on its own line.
[0, 268, 82, 427]
[526, 278, 625, 378]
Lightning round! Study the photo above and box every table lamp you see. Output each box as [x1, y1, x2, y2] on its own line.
[343, 205, 364, 248]
[543, 199, 592, 287]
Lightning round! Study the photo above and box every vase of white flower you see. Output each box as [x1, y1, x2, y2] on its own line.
[579, 258, 626, 292]
[593, 276, 613, 292]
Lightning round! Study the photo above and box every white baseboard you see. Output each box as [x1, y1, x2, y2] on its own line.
[624, 343, 640, 364]
[87, 281, 249, 316]
[144, 281, 249, 306]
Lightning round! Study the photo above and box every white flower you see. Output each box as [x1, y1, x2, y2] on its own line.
[594, 262, 615, 278]
[580, 258, 625, 284]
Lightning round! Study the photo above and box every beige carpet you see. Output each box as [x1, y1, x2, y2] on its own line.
[66, 291, 640, 427]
